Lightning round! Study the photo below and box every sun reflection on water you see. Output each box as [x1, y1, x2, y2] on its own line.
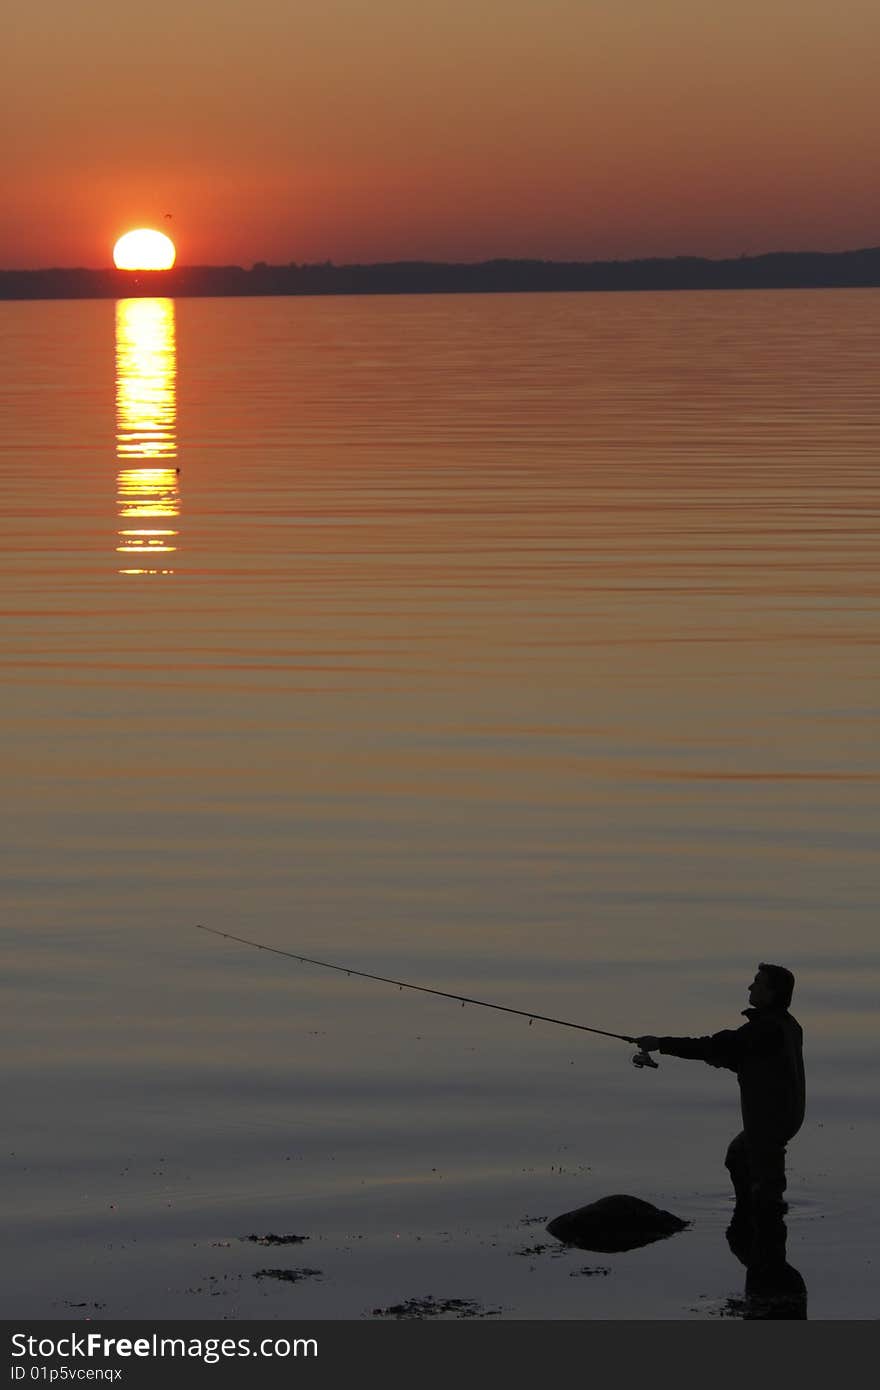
[115, 298, 179, 575]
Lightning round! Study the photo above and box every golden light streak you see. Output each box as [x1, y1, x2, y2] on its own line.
[115, 298, 180, 575]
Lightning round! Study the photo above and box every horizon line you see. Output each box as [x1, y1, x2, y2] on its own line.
[3, 241, 880, 276]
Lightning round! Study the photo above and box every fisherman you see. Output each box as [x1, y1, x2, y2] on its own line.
[636, 964, 805, 1240]
[196, 927, 805, 1246]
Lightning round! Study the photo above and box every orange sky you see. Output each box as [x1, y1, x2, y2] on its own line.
[4, 0, 879, 268]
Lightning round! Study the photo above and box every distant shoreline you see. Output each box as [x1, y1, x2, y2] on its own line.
[2, 246, 880, 301]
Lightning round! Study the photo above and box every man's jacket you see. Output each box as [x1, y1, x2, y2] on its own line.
[656, 1006, 805, 1141]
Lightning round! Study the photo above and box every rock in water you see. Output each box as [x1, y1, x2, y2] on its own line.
[546, 1194, 689, 1252]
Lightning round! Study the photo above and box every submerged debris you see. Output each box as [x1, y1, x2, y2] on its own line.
[371, 1295, 501, 1320]
[245, 1233, 309, 1246]
[547, 1194, 689, 1253]
[254, 1267, 322, 1283]
[569, 1266, 611, 1278]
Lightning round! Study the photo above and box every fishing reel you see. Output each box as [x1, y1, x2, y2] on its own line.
[632, 1048, 659, 1070]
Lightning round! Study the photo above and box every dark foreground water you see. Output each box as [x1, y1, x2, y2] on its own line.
[1, 289, 878, 1318]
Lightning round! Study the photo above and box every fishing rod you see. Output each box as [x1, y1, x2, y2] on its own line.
[195, 923, 658, 1069]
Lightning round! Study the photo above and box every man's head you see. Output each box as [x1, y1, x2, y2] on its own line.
[749, 963, 795, 1009]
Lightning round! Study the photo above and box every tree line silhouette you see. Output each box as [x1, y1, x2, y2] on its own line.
[3, 245, 880, 299]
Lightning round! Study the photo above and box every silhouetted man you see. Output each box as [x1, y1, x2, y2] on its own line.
[637, 963, 805, 1239]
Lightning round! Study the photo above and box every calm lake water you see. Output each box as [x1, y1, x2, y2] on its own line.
[2, 289, 878, 1319]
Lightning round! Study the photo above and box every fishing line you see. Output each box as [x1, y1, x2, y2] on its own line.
[195, 923, 658, 1068]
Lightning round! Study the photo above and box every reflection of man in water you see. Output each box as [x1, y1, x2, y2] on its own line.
[637, 964, 805, 1245]
[725, 1206, 808, 1318]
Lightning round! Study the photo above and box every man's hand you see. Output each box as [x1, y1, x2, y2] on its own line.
[636, 1036, 660, 1051]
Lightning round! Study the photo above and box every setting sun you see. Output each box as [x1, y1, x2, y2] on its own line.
[113, 228, 176, 271]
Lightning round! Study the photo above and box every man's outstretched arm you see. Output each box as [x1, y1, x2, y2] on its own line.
[636, 1030, 743, 1070]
